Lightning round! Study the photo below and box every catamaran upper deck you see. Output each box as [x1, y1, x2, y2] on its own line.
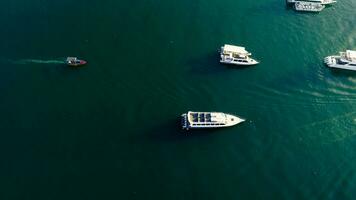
[221, 45, 251, 56]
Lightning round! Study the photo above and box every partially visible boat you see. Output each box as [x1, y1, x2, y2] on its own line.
[294, 1, 325, 12]
[181, 111, 245, 130]
[220, 44, 259, 66]
[66, 57, 87, 67]
[287, 0, 336, 5]
[324, 50, 356, 71]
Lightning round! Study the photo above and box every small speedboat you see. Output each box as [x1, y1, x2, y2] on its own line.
[66, 57, 87, 67]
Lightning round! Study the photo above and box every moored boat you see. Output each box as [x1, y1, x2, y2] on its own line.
[181, 111, 245, 130]
[220, 44, 259, 66]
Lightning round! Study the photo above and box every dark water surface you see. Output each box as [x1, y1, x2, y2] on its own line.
[0, 0, 355, 199]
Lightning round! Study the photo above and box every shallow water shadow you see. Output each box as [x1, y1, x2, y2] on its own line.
[188, 52, 256, 75]
[52, 61, 91, 75]
[224, 64, 257, 71]
[329, 69, 356, 78]
[284, 2, 295, 11]
[245, 0, 293, 14]
[188, 52, 227, 75]
[144, 117, 228, 143]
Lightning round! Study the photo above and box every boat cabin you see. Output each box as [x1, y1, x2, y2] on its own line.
[221, 44, 251, 58]
[66, 57, 80, 65]
[345, 50, 356, 61]
[188, 112, 226, 124]
[339, 50, 356, 63]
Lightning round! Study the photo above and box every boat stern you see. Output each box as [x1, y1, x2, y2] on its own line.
[181, 113, 190, 130]
[324, 56, 336, 67]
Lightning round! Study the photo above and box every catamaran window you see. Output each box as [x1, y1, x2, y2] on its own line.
[337, 59, 349, 65]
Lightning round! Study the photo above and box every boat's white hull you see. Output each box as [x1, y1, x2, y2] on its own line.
[322, 0, 337, 5]
[324, 56, 356, 71]
[307, 0, 337, 4]
[220, 59, 259, 66]
[327, 65, 356, 71]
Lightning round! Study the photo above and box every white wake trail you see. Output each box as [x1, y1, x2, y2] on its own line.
[13, 59, 65, 64]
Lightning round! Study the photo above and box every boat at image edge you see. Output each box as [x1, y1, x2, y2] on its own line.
[324, 50, 356, 71]
[287, 0, 336, 5]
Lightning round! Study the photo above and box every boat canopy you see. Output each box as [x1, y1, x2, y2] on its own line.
[188, 111, 226, 124]
[346, 50, 356, 61]
[223, 44, 249, 55]
[66, 57, 78, 61]
[210, 113, 226, 123]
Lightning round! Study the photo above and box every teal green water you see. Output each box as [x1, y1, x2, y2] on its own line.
[0, 0, 356, 199]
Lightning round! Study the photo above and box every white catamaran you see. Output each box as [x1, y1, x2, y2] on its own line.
[220, 44, 259, 66]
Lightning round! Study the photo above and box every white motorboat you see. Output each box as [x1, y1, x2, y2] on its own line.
[220, 44, 259, 66]
[66, 57, 87, 67]
[324, 50, 356, 71]
[181, 111, 245, 130]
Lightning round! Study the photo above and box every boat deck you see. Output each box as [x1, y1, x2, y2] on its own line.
[294, 1, 325, 12]
[190, 113, 213, 123]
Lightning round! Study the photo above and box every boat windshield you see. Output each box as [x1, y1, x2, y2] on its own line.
[336, 59, 349, 65]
